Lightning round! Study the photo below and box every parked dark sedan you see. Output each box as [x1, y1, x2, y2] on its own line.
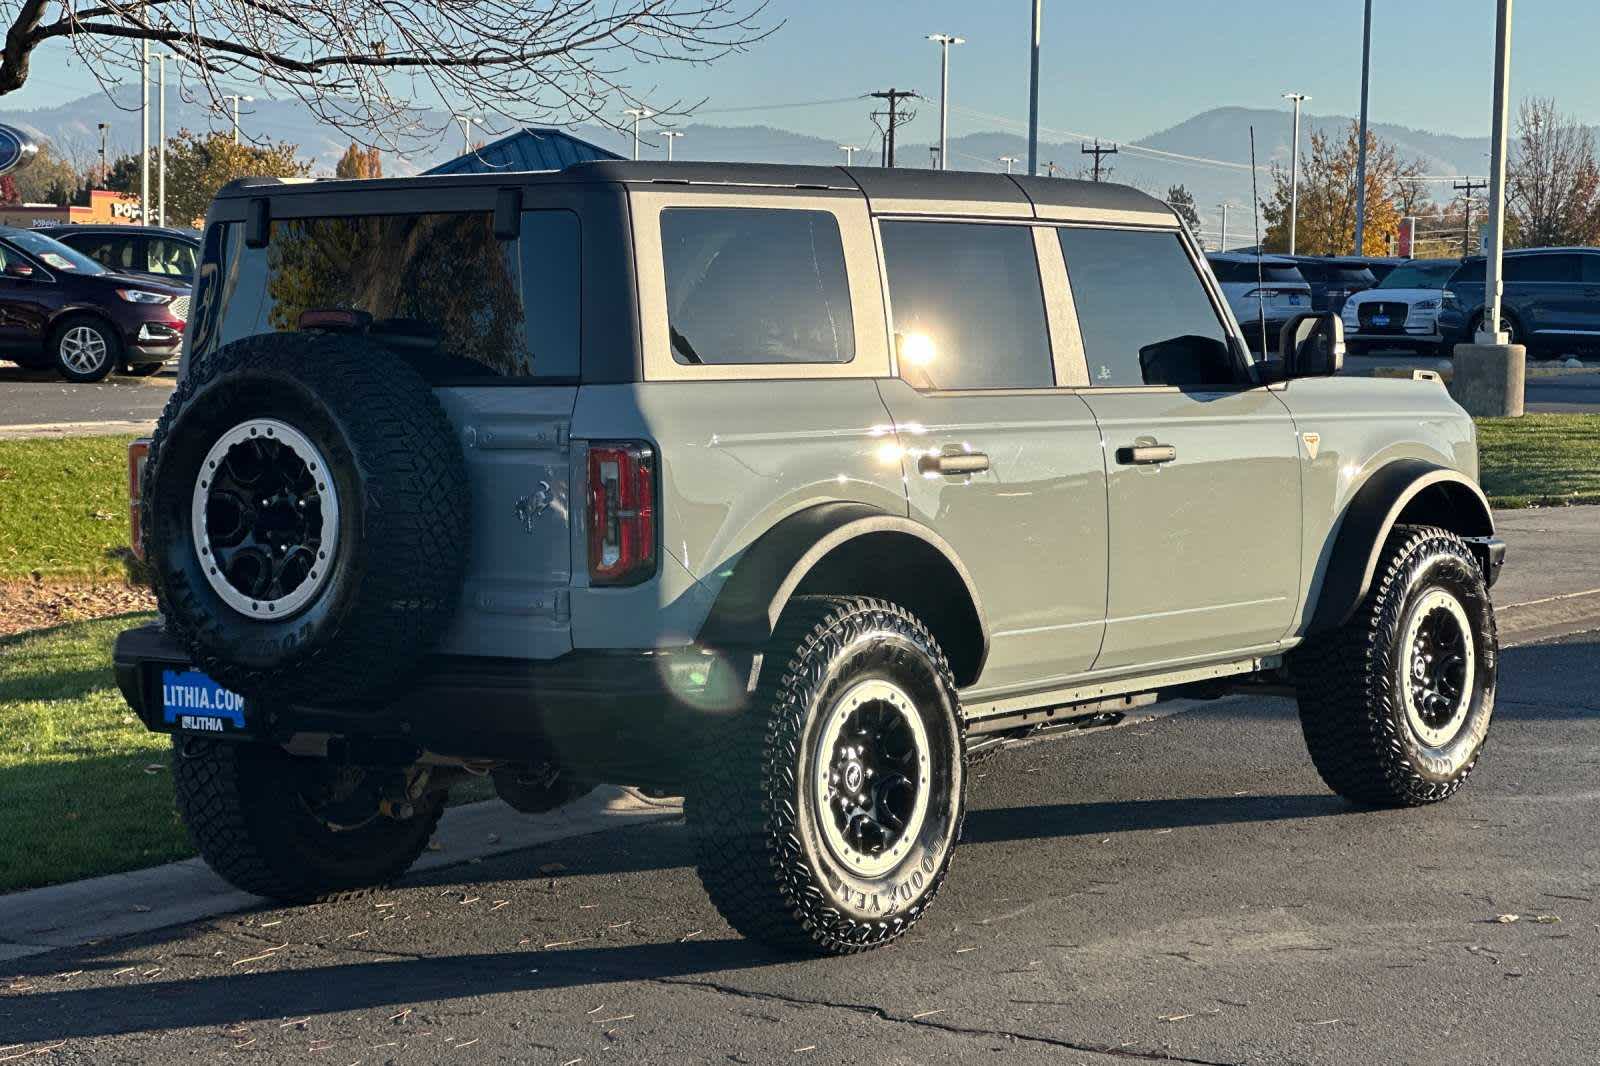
[0, 227, 187, 381]
[1438, 247, 1600, 355]
[35, 224, 200, 286]
[1287, 256, 1379, 314]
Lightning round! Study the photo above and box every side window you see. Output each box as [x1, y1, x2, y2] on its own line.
[1453, 259, 1485, 284]
[1505, 253, 1580, 283]
[144, 236, 198, 278]
[1584, 255, 1600, 284]
[1060, 228, 1235, 388]
[660, 207, 854, 365]
[879, 220, 1053, 390]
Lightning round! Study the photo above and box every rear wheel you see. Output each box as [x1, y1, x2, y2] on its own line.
[687, 596, 965, 955]
[1292, 525, 1497, 807]
[172, 738, 443, 903]
[51, 316, 119, 382]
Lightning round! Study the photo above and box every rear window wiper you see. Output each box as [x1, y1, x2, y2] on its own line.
[670, 325, 703, 364]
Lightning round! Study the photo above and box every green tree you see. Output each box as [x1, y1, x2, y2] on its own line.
[9, 142, 81, 205]
[161, 129, 310, 225]
[1165, 184, 1201, 235]
[1508, 97, 1600, 248]
[1260, 123, 1419, 256]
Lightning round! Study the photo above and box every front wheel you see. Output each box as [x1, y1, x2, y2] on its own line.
[172, 739, 443, 903]
[52, 316, 120, 382]
[1292, 525, 1497, 807]
[687, 596, 965, 955]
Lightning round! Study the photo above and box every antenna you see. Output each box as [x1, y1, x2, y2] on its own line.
[1250, 125, 1266, 359]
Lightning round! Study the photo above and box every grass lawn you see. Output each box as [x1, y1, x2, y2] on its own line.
[0, 435, 140, 581]
[1476, 414, 1600, 508]
[0, 612, 191, 893]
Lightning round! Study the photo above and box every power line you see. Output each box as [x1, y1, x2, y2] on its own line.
[950, 104, 1268, 174]
[1080, 139, 1118, 182]
[695, 94, 867, 114]
[1454, 177, 1489, 254]
[868, 88, 918, 168]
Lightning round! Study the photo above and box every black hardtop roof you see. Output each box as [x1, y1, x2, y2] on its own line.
[214, 160, 1171, 217]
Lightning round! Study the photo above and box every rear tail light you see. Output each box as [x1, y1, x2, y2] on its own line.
[586, 442, 656, 586]
[128, 437, 152, 561]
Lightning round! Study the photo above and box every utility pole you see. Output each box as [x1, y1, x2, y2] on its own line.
[1044, 160, 1059, 178]
[929, 146, 940, 169]
[660, 130, 684, 161]
[140, 39, 148, 227]
[157, 54, 166, 227]
[96, 122, 107, 186]
[1027, 0, 1041, 175]
[1353, 0, 1373, 253]
[622, 108, 653, 160]
[838, 144, 859, 165]
[1481, 0, 1514, 344]
[222, 94, 253, 144]
[1080, 139, 1118, 182]
[998, 155, 1018, 174]
[1455, 178, 1488, 256]
[926, 34, 964, 171]
[869, 88, 917, 168]
[1282, 91, 1308, 255]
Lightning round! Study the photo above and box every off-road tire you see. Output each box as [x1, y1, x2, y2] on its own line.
[687, 596, 966, 955]
[1292, 525, 1497, 807]
[143, 332, 468, 706]
[51, 314, 120, 383]
[171, 738, 443, 904]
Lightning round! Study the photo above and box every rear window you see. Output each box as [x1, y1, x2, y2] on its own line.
[197, 210, 580, 380]
[660, 207, 854, 365]
[1208, 258, 1306, 285]
[1505, 253, 1581, 283]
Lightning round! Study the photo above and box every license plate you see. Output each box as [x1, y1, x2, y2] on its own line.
[1286, 294, 1304, 306]
[1372, 315, 1390, 326]
[161, 668, 247, 734]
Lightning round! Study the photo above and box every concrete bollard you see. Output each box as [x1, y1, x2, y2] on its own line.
[1448, 343, 1525, 417]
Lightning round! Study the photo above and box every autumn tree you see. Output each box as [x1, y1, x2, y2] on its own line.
[1507, 97, 1600, 248]
[0, 1, 771, 149]
[9, 142, 80, 205]
[1166, 184, 1201, 235]
[160, 130, 311, 224]
[1260, 122, 1420, 256]
[334, 144, 381, 180]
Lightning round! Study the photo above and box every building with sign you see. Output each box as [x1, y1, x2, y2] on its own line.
[0, 188, 146, 229]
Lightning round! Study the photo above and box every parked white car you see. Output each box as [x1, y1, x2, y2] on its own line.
[1206, 253, 1312, 351]
[1340, 258, 1461, 355]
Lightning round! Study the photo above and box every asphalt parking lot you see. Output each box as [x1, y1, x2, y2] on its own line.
[2, 631, 1596, 1065]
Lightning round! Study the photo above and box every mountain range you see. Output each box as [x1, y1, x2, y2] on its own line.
[1, 88, 1502, 237]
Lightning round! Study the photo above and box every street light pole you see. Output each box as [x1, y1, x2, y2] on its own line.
[1026, 0, 1041, 176]
[1283, 92, 1308, 255]
[1219, 203, 1230, 252]
[660, 130, 684, 161]
[222, 94, 253, 144]
[838, 144, 858, 165]
[622, 108, 653, 161]
[451, 114, 479, 152]
[139, 39, 148, 227]
[926, 33, 964, 172]
[96, 122, 107, 187]
[1353, 0, 1373, 253]
[998, 155, 1018, 174]
[157, 54, 166, 227]
[1480, 0, 1514, 345]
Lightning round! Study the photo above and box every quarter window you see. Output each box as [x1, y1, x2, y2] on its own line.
[1505, 253, 1580, 283]
[1062, 228, 1235, 388]
[660, 207, 854, 365]
[880, 220, 1053, 390]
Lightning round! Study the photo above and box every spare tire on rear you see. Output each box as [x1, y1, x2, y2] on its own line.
[143, 332, 469, 706]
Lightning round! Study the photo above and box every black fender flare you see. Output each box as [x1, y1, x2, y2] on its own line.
[1308, 459, 1497, 634]
[697, 502, 990, 682]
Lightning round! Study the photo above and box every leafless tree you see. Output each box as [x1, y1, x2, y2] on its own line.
[0, 0, 774, 149]
[1508, 97, 1600, 248]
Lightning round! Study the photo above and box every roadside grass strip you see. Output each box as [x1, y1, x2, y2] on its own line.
[0, 612, 189, 893]
[1476, 414, 1600, 508]
[0, 435, 141, 581]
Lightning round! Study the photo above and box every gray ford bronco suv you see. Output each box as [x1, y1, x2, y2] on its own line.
[115, 162, 1505, 956]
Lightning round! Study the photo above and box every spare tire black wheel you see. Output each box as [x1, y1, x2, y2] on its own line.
[143, 332, 469, 706]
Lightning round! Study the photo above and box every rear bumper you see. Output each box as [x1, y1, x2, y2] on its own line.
[114, 623, 754, 788]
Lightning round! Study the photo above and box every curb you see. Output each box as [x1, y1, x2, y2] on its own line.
[1497, 588, 1600, 646]
[0, 420, 156, 440]
[0, 786, 682, 963]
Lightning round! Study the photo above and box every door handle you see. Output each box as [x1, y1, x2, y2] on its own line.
[918, 451, 990, 476]
[1116, 443, 1178, 465]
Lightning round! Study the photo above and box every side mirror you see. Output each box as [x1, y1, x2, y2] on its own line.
[1280, 311, 1344, 377]
[3, 261, 35, 279]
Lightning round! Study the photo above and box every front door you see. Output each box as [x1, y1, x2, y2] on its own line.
[874, 219, 1108, 694]
[1056, 226, 1302, 670]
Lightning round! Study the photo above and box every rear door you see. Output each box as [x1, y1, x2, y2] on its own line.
[873, 219, 1108, 692]
[1059, 226, 1302, 670]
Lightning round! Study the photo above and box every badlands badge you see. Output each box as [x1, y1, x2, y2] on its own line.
[1301, 431, 1321, 460]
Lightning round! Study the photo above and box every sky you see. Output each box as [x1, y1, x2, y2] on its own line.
[8, 0, 1600, 148]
